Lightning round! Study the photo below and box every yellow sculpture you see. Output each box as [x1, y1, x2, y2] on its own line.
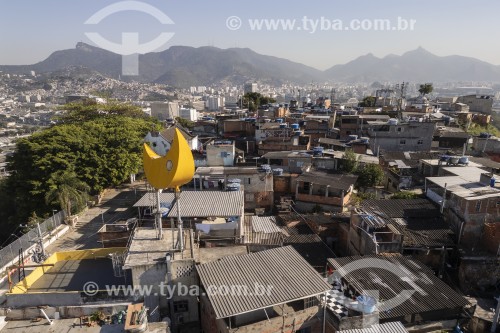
[142, 128, 195, 245]
[143, 128, 195, 190]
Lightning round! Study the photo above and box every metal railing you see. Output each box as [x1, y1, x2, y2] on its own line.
[0, 211, 65, 272]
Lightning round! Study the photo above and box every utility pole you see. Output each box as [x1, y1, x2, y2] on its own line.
[491, 296, 500, 333]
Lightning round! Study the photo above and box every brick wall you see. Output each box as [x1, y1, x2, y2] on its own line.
[483, 222, 500, 254]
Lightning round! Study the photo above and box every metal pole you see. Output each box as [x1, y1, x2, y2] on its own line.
[322, 290, 327, 333]
[175, 189, 184, 251]
[52, 210, 57, 230]
[40, 308, 53, 325]
[37, 223, 45, 257]
[440, 183, 447, 214]
[156, 190, 162, 240]
[491, 296, 500, 333]
[166, 253, 175, 330]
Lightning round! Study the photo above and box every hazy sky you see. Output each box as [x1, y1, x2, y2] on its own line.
[1, 0, 499, 70]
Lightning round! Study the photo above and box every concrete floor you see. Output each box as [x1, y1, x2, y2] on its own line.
[0, 318, 169, 333]
[28, 259, 130, 292]
[45, 184, 143, 253]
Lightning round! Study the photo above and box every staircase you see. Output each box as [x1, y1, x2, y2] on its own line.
[74, 211, 105, 233]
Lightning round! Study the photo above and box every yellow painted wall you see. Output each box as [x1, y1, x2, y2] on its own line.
[9, 247, 126, 294]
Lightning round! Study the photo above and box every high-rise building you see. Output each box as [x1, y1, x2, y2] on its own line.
[244, 83, 258, 94]
[179, 106, 198, 122]
[206, 96, 225, 111]
[150, 102, 179, 121]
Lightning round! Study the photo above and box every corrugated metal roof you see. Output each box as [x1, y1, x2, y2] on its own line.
[339, 321, 408, 333]
[328, 255, 470, 320]
[296, 172, 358, 191]
[251, 216, 281, 233]
[196, 246, 331, 319]
[360, 199, 439, 220]
[133, 191, 243, 217]
[359, 199, 454, 248]
[243, 215, 335, 270]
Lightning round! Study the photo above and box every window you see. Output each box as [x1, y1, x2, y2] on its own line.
[173, 300, 189, 313]
[399, 139, 406, 145]
[304, 296, 318, 309]
[475, 201, 482, 212]
[417, 139, 424, 145]
[245, 193, 254, 201]
[247, 178, 251, 185]
[397, 127, 402, 132]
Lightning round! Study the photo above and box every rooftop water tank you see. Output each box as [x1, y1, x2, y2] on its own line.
[387, 118, 399, 125]
[356, 295, 376, 314]
[294, 130, 302, 136]
[272, 168, 283, 176]
[276, 118, 283, 123]
[226, 183, 240, 191]
[458, 156, 469, 165]
[491, 177, 496, 188]
[360, 137, 370, 143]
[348, 135, 358, 141]
[279, 124, 287, 129]
[259, 164, 272, 173]
[313, 146, 324, 156]
[291, 123, 300, 130]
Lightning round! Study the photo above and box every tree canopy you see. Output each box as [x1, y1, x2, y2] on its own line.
[238, 92, 276, 111]
[356, 163, 384, 190]
[418, 83, 433, 96]
[0, 102, 160, 241]
[359, 96, 376, 107]
[391, 191, 421, 199]
[342, 149, 359, 173]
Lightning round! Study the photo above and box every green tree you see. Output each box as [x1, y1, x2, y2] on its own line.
[58, 100, 148, 124]
[418, 83, 433, 96]
[342, 149, 359, 173]
[238, 92, 276, 111]
[391, 191, 421, 199]
[356, 164, 384, 190]
[359, 96, 376, 107]
[25, 211, 42, 232]
[1, 102, 159, 229]
[350, 192, 377, 206]
[45, 170, 90, 216]
[175, 117, 195, 129]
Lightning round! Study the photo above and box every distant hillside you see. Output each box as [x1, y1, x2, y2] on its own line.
[324, 47, 500, 82]
[0, 43, 323, 87]
[2, 44, 500, 86]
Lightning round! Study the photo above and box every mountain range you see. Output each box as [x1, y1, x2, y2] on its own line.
[1, 43, 499, 87]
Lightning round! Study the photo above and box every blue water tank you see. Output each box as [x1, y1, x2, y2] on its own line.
[356, 295, 376, 314]
[291, 123, 300, 130]
[294, 130, 302, 136]
[348, 135, 358, 141]
[313, 147, 324, 156]
[279, 124, 287, 129]
[491, 177, 496, 188]
[276, 118, 283, 123]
